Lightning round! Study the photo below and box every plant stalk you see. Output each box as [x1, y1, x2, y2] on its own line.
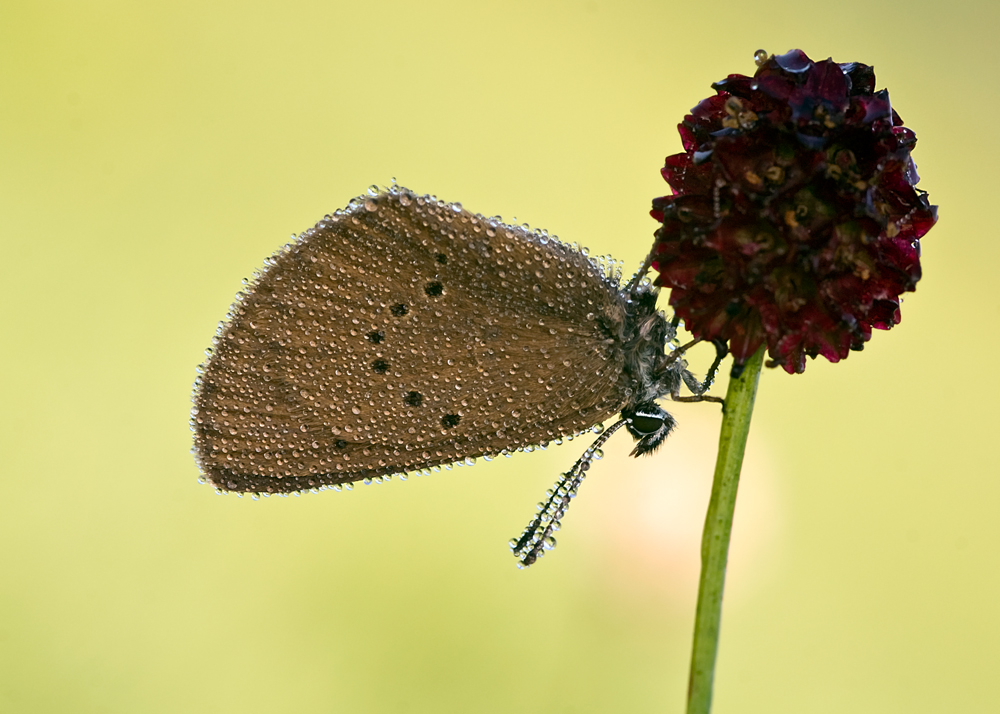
[686, 346, 765, 714]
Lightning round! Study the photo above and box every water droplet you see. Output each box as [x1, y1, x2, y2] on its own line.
[754, 49, 768, 67]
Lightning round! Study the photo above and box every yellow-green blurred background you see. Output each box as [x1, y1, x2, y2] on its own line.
[2, 0, 997, 711]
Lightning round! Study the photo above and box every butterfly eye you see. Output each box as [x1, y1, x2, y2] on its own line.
[629, 414, 664, 435]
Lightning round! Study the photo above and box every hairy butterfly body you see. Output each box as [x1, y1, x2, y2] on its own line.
[191, 187, 724, 565]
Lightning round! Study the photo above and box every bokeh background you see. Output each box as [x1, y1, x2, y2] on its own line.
[2, 0, 997, 712]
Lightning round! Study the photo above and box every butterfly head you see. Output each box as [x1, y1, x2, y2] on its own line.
[622, 402, 677, 457]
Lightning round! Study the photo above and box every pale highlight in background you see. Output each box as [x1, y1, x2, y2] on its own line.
[575, 409, 782, 610]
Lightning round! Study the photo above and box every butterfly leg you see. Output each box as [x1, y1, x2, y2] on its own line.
[624, 252, 654, 293]
[673, 339, 728, 405]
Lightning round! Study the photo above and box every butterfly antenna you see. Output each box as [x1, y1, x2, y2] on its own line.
[510, 419, 629, 567]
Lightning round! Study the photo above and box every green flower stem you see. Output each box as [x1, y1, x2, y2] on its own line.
[686, 346, 765, 714]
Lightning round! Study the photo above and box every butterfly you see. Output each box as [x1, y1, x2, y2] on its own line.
[191, 187, 725, 565]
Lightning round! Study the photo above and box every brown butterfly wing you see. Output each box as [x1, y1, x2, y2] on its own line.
[192, 189, 632, 493]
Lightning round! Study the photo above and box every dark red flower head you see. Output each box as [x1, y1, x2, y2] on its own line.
[651, 49, 937, 374]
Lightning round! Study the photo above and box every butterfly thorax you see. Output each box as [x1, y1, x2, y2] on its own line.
[615, 284, 683, 413]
